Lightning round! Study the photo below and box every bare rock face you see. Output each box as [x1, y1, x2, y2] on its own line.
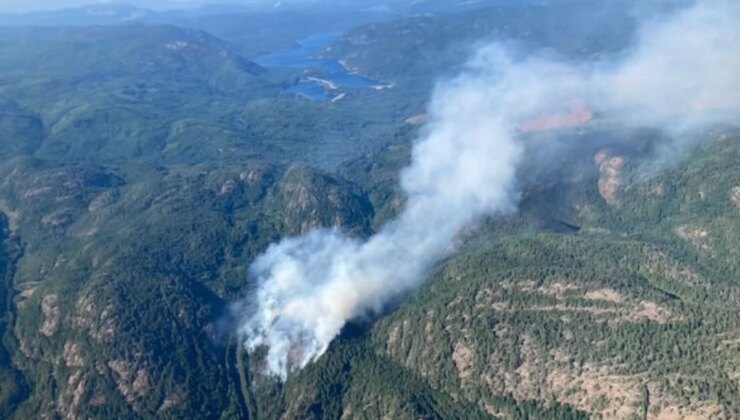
[218, 178, 237, 196]
[584, 288, 624, 303]
[56, 370, 87, 420]
[239, 167, 269, 185]
[40, 294, 61, 336]
[452, 341, 475, 380]
[41, 208, 75, 228]
[63, 342, 86, 368]
[268, 167, 370, 235]
[674, 224, 712, 250]
[108, 360, 151, 404]
[404, 113, 427, 125]
[72, 294, 116, 342]
[594, 150, 626, 206]
[88, 190, 118, 212]
[731, 185, 740, 207]
[159, 392, 184, 412]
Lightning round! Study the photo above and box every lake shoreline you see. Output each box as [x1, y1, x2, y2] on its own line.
[255, 32, 393, 101]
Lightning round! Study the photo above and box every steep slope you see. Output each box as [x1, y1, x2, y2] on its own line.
[1, 98, 737, 420]
[0, 100, 44, 160]
[0, 25, 285, 165]
[0, 157, 378, 418]
[0, 25, 265, 82]
[251, 338, 494, 419]
[329, 0, 640, 86]
[0, 23, 411, 169]
[0, 3, 736, 419]
[0, 214, 27, 417]
[355, 132, 740, 419]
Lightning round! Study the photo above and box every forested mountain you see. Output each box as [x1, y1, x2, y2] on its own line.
[0, 1, 737, 419]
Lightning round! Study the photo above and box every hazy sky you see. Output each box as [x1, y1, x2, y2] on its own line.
[0, 0, 383, 13]
[0, 0, 498, 15]
[0, 0, 270, 13]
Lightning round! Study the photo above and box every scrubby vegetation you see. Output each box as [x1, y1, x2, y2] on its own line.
[0, 1, 737, 419]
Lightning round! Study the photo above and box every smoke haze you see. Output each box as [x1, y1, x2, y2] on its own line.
[238, 0, 740, 379]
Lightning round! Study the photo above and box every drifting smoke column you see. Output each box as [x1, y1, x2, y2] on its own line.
[239, 0, 740, 379]
[238, 48, 562, 378]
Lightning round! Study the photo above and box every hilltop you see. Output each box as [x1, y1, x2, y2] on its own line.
[0, 2, 737, 419]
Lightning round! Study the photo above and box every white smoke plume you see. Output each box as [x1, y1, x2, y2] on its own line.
[238, 0, 740, 379]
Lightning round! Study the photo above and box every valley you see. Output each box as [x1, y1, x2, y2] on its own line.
[254, 32, 389, 101]
[0, 1, 737, 419]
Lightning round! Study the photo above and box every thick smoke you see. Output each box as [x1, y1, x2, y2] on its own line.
[238, 0, 740, 379]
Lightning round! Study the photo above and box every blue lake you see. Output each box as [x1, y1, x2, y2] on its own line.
[255, 32, 386, 101]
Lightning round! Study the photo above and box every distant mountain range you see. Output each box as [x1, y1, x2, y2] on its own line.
[0, 1, 737, 418]
[0, 0, 529, 26]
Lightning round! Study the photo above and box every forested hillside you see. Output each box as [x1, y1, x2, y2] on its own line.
[366, 134, 740, 418]
[0, 1, 737, 419]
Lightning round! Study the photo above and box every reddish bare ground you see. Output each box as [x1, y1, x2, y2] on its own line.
[519, 101, 593, 132]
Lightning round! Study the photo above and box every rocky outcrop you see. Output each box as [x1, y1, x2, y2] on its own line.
[39, 294, 60, 336]
[107, 360, 151, 403]
[594, 150, 626, 206]
[731, 185, 740, 207]
[72, 294, 116, 342]
[404, 113, 427, 125]
[674, 224, 711, 250]
[56, 370, 87, 420]
[63, 342, 86, 368]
